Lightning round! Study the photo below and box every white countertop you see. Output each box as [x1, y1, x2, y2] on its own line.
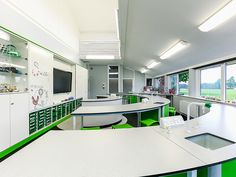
[0, 128, 204, 177]
[153, 103, 236, 165]
[73, 94, 170, 116]
[82, 95, 122, 102]
[1, 95, 236, 176]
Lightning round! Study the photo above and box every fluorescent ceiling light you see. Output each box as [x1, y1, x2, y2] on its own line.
[85, 55, 115, 60]
[160, 41, 189, 60]
[0, 61, 26, 69]
[199, 0, 236, 32]
[115, 9, 120, 40]
[140, 68, 148, 73]
[0, 29, 10, 41]
[147, 61, 160, 69]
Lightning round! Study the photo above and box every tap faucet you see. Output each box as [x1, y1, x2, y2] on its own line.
[187, 102, 206, 121]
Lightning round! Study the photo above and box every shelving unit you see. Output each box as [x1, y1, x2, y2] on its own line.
[0, 33, 28, 94]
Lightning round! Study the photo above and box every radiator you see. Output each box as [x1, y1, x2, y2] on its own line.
[179, 100, 199, 118]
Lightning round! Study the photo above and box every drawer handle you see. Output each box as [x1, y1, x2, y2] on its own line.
[10, 103, 14, 105]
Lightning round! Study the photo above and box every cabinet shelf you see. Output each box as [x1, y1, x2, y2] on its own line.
[0, 70, 27, 76]
[0, 53, 27, 61]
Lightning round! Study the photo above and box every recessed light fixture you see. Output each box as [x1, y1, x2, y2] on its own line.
[199, 0, 236, 32]
[85, 55, 115, 60]
[160, 41, 189, 60]
[140, 68, 148, 73]
[0, 29, 10, 41]
[147, 61, 160, 69]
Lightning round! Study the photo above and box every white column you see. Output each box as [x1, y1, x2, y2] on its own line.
[221, 63, 226, 101]
[189, 69, 196, 96]
[195, 69, 201, 97]
[208, 164, 222, 177]
[187, 170, 197, 177]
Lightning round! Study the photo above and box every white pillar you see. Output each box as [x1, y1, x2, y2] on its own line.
[187, 170, 197, 177]
[208, 164, 222, 177]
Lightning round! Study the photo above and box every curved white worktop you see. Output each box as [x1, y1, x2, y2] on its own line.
[73, 94, 170, 116]
[82, 95, 122, 103]
[1, 95, 236, 177]
[81, 95, 123, 127]
[154, 103, 236, 166]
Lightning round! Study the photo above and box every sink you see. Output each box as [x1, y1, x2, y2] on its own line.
[185, 133, 235, 150]
[153, 102, 165, 104]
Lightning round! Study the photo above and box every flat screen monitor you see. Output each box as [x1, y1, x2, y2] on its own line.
[53, 68, 72, 94]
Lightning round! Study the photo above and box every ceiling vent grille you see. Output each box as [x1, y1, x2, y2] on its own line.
[79, 40, 120, 59]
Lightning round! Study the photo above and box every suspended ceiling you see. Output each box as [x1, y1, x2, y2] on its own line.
[119, 0, 236, 76]
[4, 0, 236, 76]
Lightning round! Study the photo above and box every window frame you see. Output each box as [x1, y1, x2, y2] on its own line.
[198, 64, 224, 101]
[225, 61, 236, 102]
[178, 71, 189, 96]
[168, 74, 179, 95]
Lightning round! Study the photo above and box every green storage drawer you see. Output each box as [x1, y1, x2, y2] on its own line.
[52, 106, 57, 122]
[72, 100, 76, 111]
[57, 105, 62, 120]
[66, 102, 70, 115]
[70, 102, 73, 113]
[76, 99, 81, 108]
[37, 110, 45, 130]
[45, 108, 52, 126]
[62, 104, 66, 117]
[29, 112, 37, 134]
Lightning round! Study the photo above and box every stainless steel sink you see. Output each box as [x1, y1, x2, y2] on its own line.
[153, 102, 165, 104]
[185, 133, 235, 150]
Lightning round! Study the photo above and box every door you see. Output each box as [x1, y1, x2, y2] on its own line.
[123, 79, 133, 93]
[10, 93, 29, 145]
[108, 66, 119, 94]
[89, 66, 107, 98]
[0, 95, 10, 151]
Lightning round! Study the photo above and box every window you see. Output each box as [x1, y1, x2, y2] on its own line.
[178, 72, 189, 95]
[226, 63, 236, 103]
[169, 74, 177, 94]
[123, 79, 133, 93]
[154, 77, 165, 93]
[108, 66, 119, 93]
[200, 66, 221, 100]
[146, 78, 152, 86]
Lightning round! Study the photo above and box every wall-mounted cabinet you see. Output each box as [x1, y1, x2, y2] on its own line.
[0, 93, 29, 151]
[0, 30, 28, 94]
[0, 94, 10, 151]
[10, 93, 29, 145]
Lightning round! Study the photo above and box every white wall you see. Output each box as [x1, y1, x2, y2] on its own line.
[88, 65, 145, 96]
[0, 0, 80, 63]
[28, 44, 53, 111]
[53, 58, 76, 104]
[134, 71, 145, 92]
[76, 65, 88, 99]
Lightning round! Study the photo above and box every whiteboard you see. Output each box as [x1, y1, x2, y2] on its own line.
[28, 43, 53, 111]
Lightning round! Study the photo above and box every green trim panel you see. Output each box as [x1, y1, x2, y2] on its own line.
[0, 115, 71, 159]
[165, 172, 186, 177]
[164, 105, 169, 117]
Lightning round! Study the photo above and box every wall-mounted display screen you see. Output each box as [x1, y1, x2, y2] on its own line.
[53, 68, 72, 94]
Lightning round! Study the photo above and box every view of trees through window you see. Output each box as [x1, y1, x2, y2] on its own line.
[169, 75, 177, 94]
[179, 72, 189, 95]
[200, 67, 221, 100]
[154, 77, 165, 93]
[226, 64, 236, 102]
[153, 62, 236, 104]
